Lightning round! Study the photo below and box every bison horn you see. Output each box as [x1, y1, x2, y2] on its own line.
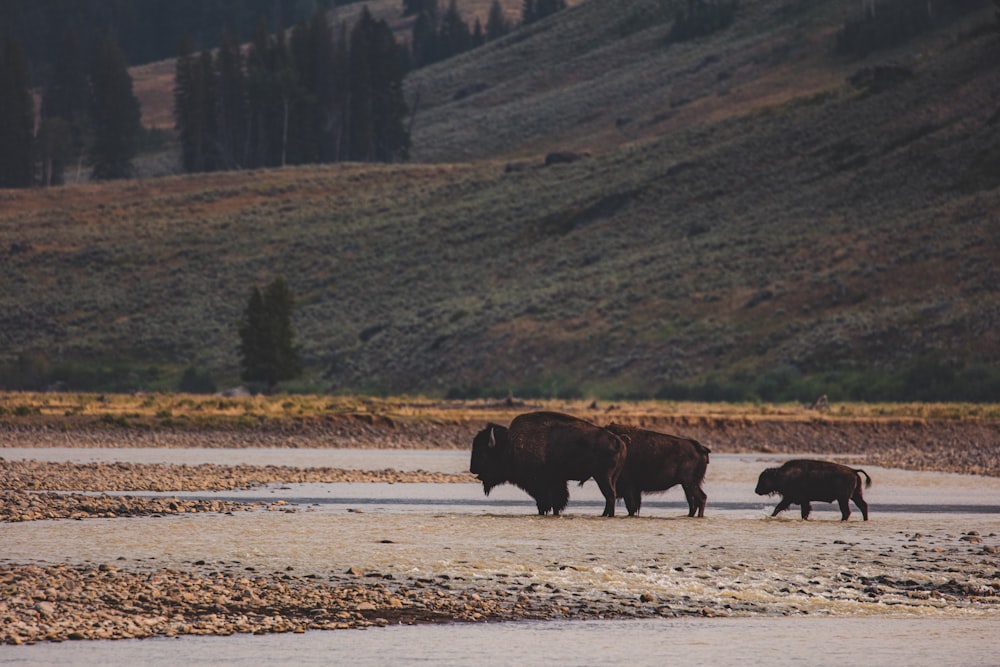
[488, 426, 496, 448]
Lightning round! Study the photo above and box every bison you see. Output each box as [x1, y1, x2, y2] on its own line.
[755, 459, 872, 521]
[470, 411, 627, 517]
[604, 423, 710, 517]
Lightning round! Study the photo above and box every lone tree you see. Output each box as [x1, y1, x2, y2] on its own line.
[237, 277, 303, 393]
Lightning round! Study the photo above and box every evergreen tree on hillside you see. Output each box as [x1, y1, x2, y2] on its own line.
[522, 0, 567, 24]
[349, 9, 409, 162]
[289, 11, 337, 165]
[237, 277, 302, 393]
[40, 31, 91, 185]
[245, 21, 299, 167]
[438, 0, 472, 60]
[175, 36, 221, 173]
[89, 34, 141, 180]
[486, 0, 511, 40]
[472, 18, 485, 47]
[411, 6, 440, 67]
[330, 21, 351, 161]
[215, 27, 249, 169]
[0, 36, 35, 189]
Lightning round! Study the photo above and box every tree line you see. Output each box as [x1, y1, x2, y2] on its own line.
[0, 0, 323, 78]
[407, 0, 565, 69]
[0, 31, 142, 187]
[2, 2, 575, 185]
[173, 1, 571, 173]
[174, 8, 409, 172]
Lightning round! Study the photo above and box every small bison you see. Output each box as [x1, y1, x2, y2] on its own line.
[470, 411, 627, 517]
[755, 459, 872, 521]
[604, 423, 710, 517]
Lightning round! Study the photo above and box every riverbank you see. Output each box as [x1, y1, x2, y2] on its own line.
[3, 409, 999, 476]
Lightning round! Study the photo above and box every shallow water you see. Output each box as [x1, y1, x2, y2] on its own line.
[3, 617, 999, 667]
[3, 449, 999, 665]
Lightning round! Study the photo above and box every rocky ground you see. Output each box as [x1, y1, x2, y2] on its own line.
[2, 415, 998, 645]
[4, 539, 999, 645]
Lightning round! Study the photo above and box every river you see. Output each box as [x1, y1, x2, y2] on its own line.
[2, 449, 999, 665]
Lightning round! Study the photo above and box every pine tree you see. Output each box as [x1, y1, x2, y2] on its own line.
[438, 0, 471, 60]
[215, 26, 248, 169]
[289, 11, 336, 165]
[237, 277, 303, 393]
[350, 9, 409, 162]
[245, 21, 275, 168]
[486, 0, 511, 40]
[472, 18, 485, 47]
[411, 8, 439, 67]
[0, 36, 35, 188]
[175, 36, 205, 172]
[348, 10, 376, 161]
[40, 30, 91, 185]
[89, 33, 142, 180]
[245, 20, 298, 167]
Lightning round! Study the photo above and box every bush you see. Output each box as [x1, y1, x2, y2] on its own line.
[178, 366, 218, 394]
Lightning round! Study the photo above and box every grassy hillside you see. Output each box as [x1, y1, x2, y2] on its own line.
[3, 0, 999, 400]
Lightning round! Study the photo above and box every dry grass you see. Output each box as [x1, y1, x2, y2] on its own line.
[2, 392, 997, 427]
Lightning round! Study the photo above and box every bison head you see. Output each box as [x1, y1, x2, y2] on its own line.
[755, 468, 781, 496]
[470, 423, 509, 495]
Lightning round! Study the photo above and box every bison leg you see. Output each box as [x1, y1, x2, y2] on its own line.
[624, 488, 642, 516]
[852, 490, 869, 521]
[684, 484, 707, 518]
[594, 476, 617, 517]
[837, 496, 853, 521]
[771, 497, 793, 516]
[550, 482, 569, 516]
[530, 486, 552, 515]
[800, 501, 812, 520]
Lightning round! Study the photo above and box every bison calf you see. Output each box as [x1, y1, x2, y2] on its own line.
[470, 411, 627, 517]
[755, 459, 872, 521]
[604, 423, 710, 517]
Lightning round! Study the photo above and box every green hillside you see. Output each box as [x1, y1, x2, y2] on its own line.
[2, 0, 999, 400]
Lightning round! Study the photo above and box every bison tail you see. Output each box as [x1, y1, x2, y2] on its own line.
[856, 469, 872, 488]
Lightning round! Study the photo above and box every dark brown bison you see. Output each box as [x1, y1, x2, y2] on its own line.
[470, 411, 627, 517]
[755, 459, 872, 521]
[604, 423, 710, 517]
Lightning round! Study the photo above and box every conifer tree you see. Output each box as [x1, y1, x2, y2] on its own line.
[486, 0, 511, 40]
[245, 21, 276, 168]
[89, 33, 141, 180]
[438, 0, 472, 60]
[215, 26, 248, 169]
[350, 9, 409, 162]
[175, 36, 220, 173]
[40, 31, 91, 185]
[0, 36, 35, 188]
[237, 277, 303, 393]
[411, 8, 440, 67]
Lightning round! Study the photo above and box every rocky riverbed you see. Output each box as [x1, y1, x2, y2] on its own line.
[4, 530, 999, 646]
[3, 415, 999, 646]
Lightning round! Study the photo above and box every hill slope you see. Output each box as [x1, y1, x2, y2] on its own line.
[2, 0, 999, 399]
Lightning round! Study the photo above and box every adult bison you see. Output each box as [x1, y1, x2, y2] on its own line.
[470, 411, 627, 517]
[604, 423, 710, 517]
[755, 459, 872, 521]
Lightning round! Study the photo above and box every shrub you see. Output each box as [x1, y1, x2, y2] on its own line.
[178, 366, 218, 394]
